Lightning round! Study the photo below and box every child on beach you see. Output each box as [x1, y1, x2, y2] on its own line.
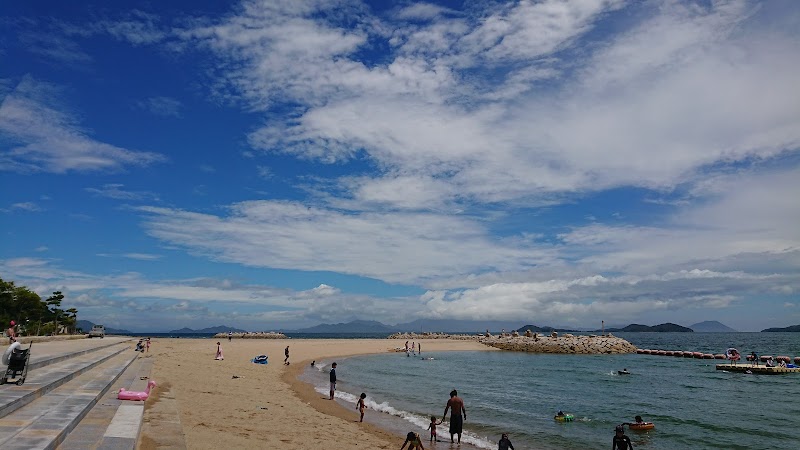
[215, 342, 224, 360]
[427, 416, 442, 442]
[7, 321, 16, 344]
[401, 432, 425, 450]
[498, 433, 515, 450]
[356, 393, 368, 422]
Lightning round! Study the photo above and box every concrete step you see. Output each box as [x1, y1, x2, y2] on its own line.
[0, 343, 132, 419]
[0, 349, 138, 449]
[25, 337, 134, 371]
[58, 354, 159, 450]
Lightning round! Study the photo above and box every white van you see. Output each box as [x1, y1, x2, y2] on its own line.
[88, 324, 105, 338]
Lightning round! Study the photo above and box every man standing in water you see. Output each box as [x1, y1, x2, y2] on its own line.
[329, 362, 337, 400]
[442, 389, 466, 444]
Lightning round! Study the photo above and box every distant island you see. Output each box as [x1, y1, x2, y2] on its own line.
[76, 319, 132, 335]
[514, 324, 579, 333]
[689, 321, 737, 332]
[603, 323, 693, 332]
[168, 325, 248, 334]
[290, 320, 397, 333]
[761, 324, 800, 332]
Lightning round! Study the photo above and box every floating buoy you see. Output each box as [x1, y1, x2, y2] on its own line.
[714, 354, 726, 359]
[760, 355, 772, 362]
[776, 356, 790, 363]
[794, 357, 800, 365]
[703, 354, 714, 359]
[692, 352, 703, 359]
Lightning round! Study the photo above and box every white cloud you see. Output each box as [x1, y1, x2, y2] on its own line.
[0, 77, 166, 173]
[85, 184, 160, 201]
[137, 201, 553, 285]
[18, 32, 93, 64]
[395, 3, 455, 21]
[181, 0, 799, 210]
[3, 202, 42, 212]
[135, 96, 182, 118]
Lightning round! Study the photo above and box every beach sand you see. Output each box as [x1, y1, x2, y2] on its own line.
[138, 338, 492, 449]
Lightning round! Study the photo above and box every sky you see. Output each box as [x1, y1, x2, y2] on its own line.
[1, 0, 798, 332]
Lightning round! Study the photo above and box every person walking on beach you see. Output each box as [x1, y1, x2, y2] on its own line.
[498, 433, 515, 450]
[284, 345, 290, 365]
[401, 431, 425, 450]
[228, 330, 232, 342]
[442, 389, 467, 444]
[329, 362, 337, 400]
[146, 337, 151, 352]
[356, 393, 367, 422]
[612, 425, 633, 450]
[215, 342, 224, 360]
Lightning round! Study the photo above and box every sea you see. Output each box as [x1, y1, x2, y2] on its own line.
[296, 332, 800, 450]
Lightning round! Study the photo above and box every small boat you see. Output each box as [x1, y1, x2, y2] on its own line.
[628, 422, 655, 431]
[618, 370, 630, 375]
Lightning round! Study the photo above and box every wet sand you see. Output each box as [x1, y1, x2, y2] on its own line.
[137, 338, 490, 449]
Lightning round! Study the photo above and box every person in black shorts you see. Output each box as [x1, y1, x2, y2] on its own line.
[329, 362, 337, 400]
[442, 389, 466, 444]
[613, 425, 633, 449]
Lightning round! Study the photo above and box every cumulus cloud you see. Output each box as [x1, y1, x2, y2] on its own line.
[181, 0, 799, 212]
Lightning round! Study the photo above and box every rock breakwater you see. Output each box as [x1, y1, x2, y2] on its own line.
[388, 332, 481, 340]
[482, 333, 637, 354]
[213, 331, 287, 339]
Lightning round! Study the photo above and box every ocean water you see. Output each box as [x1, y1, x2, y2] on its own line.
[301, 333, 800, 449]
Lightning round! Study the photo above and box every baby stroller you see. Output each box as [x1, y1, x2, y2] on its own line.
[1, 342, 32, 385]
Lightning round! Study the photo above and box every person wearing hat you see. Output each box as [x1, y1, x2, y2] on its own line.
[612, 425, 633, 449]
[7, 321, 16, 344]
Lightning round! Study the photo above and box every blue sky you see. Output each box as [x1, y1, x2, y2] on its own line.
[1, 0, 798, 332]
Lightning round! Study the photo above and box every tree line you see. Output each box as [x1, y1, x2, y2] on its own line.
[1, 277, 80, 336]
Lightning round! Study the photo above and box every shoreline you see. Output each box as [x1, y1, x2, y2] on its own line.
[139, 337, 492, 449]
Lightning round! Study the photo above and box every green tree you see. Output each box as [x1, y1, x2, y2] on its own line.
[46, 291, 65, 335]
[66, 308, 78, 334]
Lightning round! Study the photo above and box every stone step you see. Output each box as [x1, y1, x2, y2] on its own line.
[0, 343, 132, 419]
[25, 337, 134, 371]
[57, 354, 159, 450]
[0, 349, 138, 449]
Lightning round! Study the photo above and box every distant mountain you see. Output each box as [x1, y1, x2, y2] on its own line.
[761, 324, 800, 332]
[514, 324, 580, 333]
[168, 325, 248, 334]
[291, 320, 398, 333]
[604, 323, 693, 332]
[690, 321, 737, 332]
[395, 319, 522, 333]
[76, 319, 132, 335]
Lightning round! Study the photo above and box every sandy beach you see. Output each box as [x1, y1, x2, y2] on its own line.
[138, 338, 492, 449]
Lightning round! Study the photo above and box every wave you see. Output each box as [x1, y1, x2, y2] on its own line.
[313, 385, 495, 449]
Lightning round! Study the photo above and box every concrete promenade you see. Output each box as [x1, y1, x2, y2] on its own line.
[0, 336, 170, 449]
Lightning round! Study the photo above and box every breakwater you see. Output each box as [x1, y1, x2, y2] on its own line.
[212, 331, 287, 339]
[482, 333, 637, 354]
[388, 332, 480, 340]
[389, 331, 637, 354]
